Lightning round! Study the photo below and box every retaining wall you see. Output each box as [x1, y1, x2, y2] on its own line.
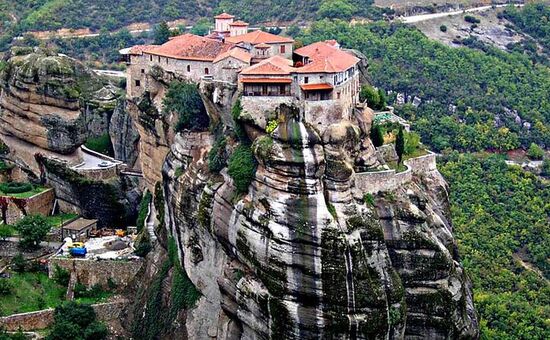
[72, 165, 122, 181]
[4, 188, 55, 225]
[48, 258, 143, 288]
[72, 146, 126, 181]
[354, 151, 437, 194]
[0, 300, 128, 331]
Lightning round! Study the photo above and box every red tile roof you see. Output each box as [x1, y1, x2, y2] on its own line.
[128, 45, 157, 55]
[230, 20, 249, 26]
[226, 30, 294, 45]
[213, 47, 252, 63]
[214, 12, 235, 19]
[294, 41, 359, 73]
[300, 83, 334, 91]
[147, 34, 233, 61]
[240, 55, 293, 75]
[255, 43, 271, 49]
[240, 78, 292, 84]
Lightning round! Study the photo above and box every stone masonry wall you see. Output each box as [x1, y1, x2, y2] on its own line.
[354, 151, 437, 194]
[4, 188, 55, 225]
[48, 258, 143, 288]
[0, 300, 128, 332]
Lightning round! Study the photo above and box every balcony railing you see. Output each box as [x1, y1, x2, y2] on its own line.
[244, 91, 292, 97]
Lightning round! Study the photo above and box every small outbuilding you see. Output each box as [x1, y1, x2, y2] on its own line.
[61, 218, 98, 242]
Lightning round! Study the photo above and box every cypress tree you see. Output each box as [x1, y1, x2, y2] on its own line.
[396, 127, 405, 165]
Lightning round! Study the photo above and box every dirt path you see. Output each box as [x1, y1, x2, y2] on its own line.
[512, 253, 548, 282]
[399, 3, 522, 23]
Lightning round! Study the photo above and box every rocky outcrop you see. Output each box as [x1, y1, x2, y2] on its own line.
[36, 156, 141, 228]
[109, 99, 140, 168]
[0, 48, 131, 174]
[126, 76, 478, 338]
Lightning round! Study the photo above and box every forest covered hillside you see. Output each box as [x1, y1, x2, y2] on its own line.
[0, 0, 379, 34]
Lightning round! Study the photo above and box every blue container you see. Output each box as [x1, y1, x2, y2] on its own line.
[69, 247, 87, 256]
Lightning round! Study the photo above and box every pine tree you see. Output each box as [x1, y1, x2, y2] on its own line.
[396, 127, 405, 165]
[154, 22, 171, 45]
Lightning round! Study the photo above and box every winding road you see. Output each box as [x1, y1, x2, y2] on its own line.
[399, 3, 523, 23]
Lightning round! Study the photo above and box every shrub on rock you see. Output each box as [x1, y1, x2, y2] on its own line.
[228, 145, 257, 194]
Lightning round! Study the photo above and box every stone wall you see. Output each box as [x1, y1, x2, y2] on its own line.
[4, 188, 55, 225]
[354, 151, 437, 194]
[240, 96, 295, 130]
[128, 53, 213, 98]
[212, 57, 248, 83]
[48, 258, 143, 288]
[0, 300, 128, 332]
[406, 151, 437, 175]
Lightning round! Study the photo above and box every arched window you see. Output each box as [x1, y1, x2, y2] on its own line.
[187, 65, 191, 72]
[205, 68, 209, 75]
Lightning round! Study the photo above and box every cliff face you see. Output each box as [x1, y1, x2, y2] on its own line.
[127, 74, 478, 339]
[0, 48, 132, 173]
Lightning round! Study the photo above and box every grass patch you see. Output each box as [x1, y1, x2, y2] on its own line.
[74, 283, 112, 304]
[0, 272, 65, 316]
[0, 185, 49, 199]
[387, 161, 407, 173]
[45, 213, 79, 228]
[403, 147, 429, 160]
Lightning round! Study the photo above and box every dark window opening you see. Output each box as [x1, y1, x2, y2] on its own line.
[135, 80, 141, 87]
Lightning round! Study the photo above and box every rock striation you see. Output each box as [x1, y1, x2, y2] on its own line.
[126, 73, 479, 339]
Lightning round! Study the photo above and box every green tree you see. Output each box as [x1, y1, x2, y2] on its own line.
[136, 191, 152, 233]
[527, 143, 544, 160]
[404, 131, 421, 155]
[52, 264, 70, 286]
[395, 127, 405, 164]
[360, 84, 385, 110]
[317, 0, 356, 20]
[370, 124, 384, 147]
[377, 88, 387, 109]
[47, 302, 107, 340]
[11, 253, 26, 273]
[163, 81, 210, 132]
[542, 158, 550, 177]
[228, 145, 257, 194]
[0, 279, 13, 295]
[14, 215, 51, 249]
[190, 18, 211, 36]
[286, 25, 301, 37]
[153, 21, 171, 45]
[0, 224, 13, 240]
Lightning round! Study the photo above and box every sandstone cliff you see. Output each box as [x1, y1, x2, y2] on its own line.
[0, 48, 136, 174]
[125, 74, 478, 339]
